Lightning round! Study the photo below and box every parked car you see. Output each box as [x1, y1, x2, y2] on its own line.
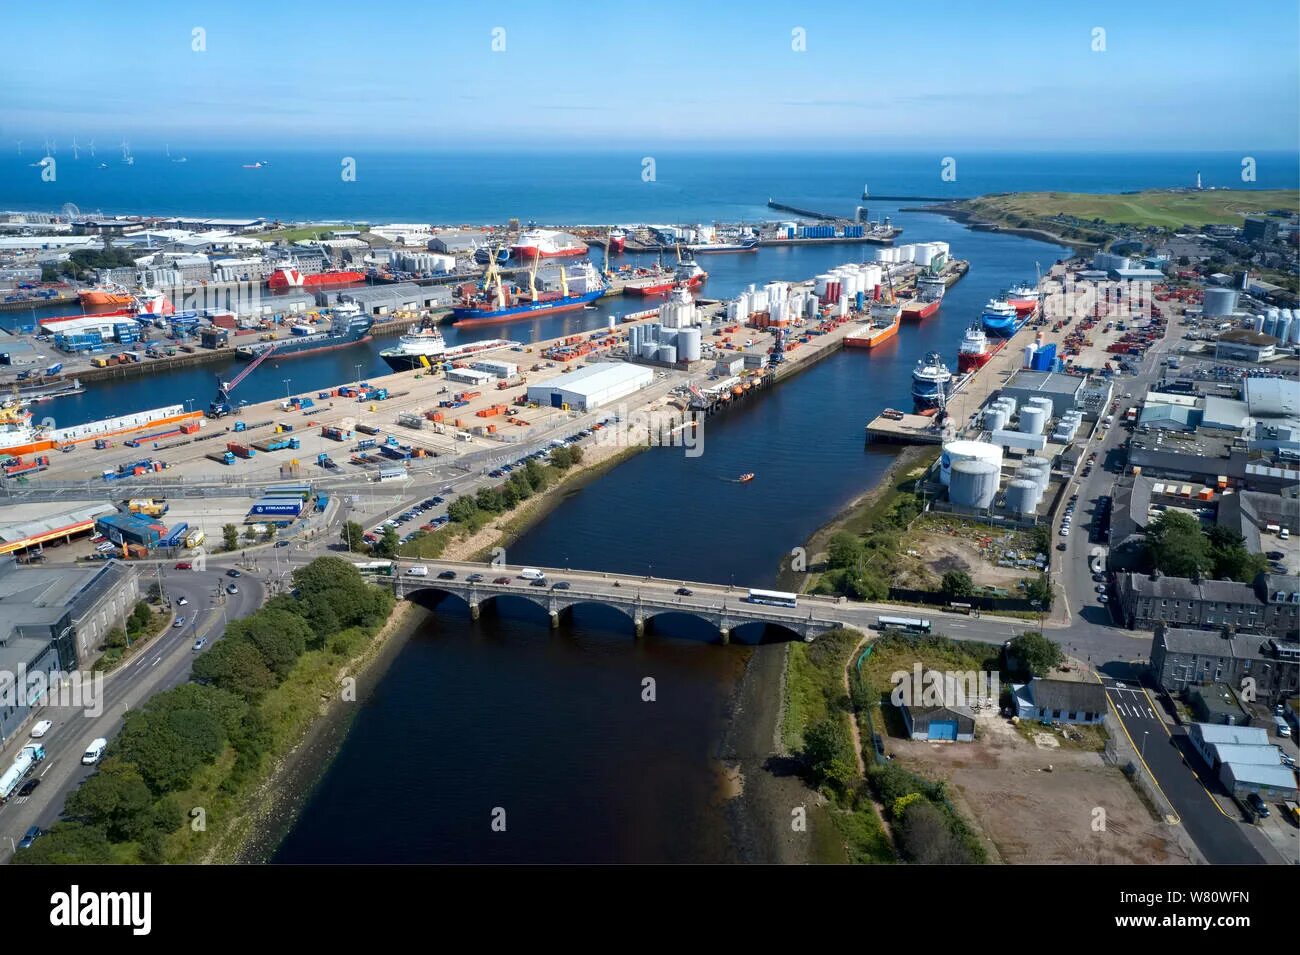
[1247, 793, 1271, 818]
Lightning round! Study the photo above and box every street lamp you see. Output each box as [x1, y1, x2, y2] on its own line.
[1141, 730, 1148, 759]
[354, 363, 363, 390]
[283, 378, 292, 402]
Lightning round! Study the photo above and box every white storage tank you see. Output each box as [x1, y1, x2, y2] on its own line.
[1202, 287, 1237, 317]
[1290, 310, 1300, 344]
[657, 345, 678, 364]
[1252, 314, 1265, 332]
[639, 342, 659, 360]
[814, 275, 834, 298]
[629, 325, 641, 352]
[1263, 313, 1278, 337]
[1019, 466, 1049, 496]
[983, 406, 1008, 431]
[677, 327, 702, 362]
[940, 439, 1004, 486]
[1019, 405, 1047, 435]
[1023, 343, 1037, 368]
[805, 296, 819, 319]
[949, 459, 999, 509]
[1278, 312, 1293, 344]
[1005, 479, 1040, 515]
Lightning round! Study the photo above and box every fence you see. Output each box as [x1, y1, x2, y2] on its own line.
[887, 587, 1041, 614]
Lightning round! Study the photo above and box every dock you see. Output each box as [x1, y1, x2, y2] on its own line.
[765, 199, 843, 221]
[864, 411, 948, 445]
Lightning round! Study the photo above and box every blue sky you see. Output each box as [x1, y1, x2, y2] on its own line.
[3, 0, 1297, 151]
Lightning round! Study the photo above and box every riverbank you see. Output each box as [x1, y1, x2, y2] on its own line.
[214, 598, 424, 863]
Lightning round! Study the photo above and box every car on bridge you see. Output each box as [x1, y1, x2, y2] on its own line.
[676, 587, 693, 596]
[467, 573, 484, 582]
[493, 577, 511, 585]
[437, 570, 456, 580]
[529, 578, 547, 587]
[551, 581, 571, 590]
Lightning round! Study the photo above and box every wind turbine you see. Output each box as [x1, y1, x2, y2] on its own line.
[87, 139, 95, 158]
[72, 138, 80, 160]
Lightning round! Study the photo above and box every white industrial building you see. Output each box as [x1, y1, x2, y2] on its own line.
[526, 362, 652, 411]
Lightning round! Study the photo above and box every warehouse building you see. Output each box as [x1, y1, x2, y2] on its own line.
[0, 556, 140, 737]
[1188, 723, 1297, 800]
[999, 370, 1087, 419]
[526, 362, 653, 412]
[338, 283, 452, 315]
[429, 230, 487, 254]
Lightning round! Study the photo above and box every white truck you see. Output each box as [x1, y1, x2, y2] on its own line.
[406, 565, 429, 577]
[0, 743, 47, 801]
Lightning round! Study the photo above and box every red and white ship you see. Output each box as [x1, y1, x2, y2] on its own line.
[607, 229, 627, 253]
[511, 229, 586, 260]
[957, 324, 1005, 373]
[1004, 281, 1040, 315]
[267, 265, 367, 290]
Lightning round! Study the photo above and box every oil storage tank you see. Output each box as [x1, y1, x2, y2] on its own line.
[1202, 287, 1237, 318]
[949, 459, 999, 509]
[677, 327, 702, 362]
[983, 405, 1008, 431]
[1019, 405, 1047, 435]
[1005, 479, 1040, 515]
[940, 439, 1004, 486]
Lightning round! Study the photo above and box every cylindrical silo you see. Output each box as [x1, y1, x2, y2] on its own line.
[1023, 344, 1037, 368]
[1290, 310, 1300, 344]
[940, 439, 1004, 485]
[996, 395, 1017, 416]
[949, 459, 999, 509]
[1005, 479, 1040, 515]
[983, 406, 1007, 431]
[639, 342, 658, 360]
[1020, 463, 1050, 495]
[657, 345, 678, 364]
[1202, 287, 1237, 317]
[1253, 314, 1265, 332]
[1019, 405, 1046, 435]
[1027, 396, 1054, 413]
[629, 325, 641, 353]
[677, 327, 702, 362]
[1278, 313, 1293, 345]
[1263, 313, 1278, 337]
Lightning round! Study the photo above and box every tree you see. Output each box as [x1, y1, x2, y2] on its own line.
[243, 525, 258, 543]
[827, 532, 864, 571]
[131, 600, 153, 631]
[447, 496, 480, 525]
[104, 627, 128, 650]
[1205, 526, 1268, 582]
[63, 759, 157, 842]
[896, 800, 977, 864]
[549, 445, 573, 470]
[524, 458, 546, 490]
[226, 608, 312, 678]
[801, 716, 857, 793]
[1008, 631, 1063, 678]
[222, 523, 239, 552]
[1146, 511, 1212, 577]
[940, 570, 976, 599]
[191, 639, 277, 700]
[1024, 573, 1053, 608]
[114, 694, 231, 793]
[10, 822, 114, 865]
[568, 445, 583, 466]
[147, 582, 164, 603]
[341, 521, 366, 552]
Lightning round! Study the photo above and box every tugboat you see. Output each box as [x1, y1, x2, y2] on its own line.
[911, 351, 953, 409]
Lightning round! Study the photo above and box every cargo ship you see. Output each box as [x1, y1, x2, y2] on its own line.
[235, 304, 373, 359]
[980, 298, 1025, 338]
[452, 262, 606, 326]
[957, 324, 1004, 372]
[685, 235, 758, 254]
[623, 261, 707, 296]
[511, 230, 586, 260]
[844, 307, 900, 349]
[911, 351, 953, 409]
[266, 265, 367, 291]
[1, 402, 202, 458]
[901, 272, 946, 320]
[1004, 282, 1040, 315]
[78, 284, 135, 308]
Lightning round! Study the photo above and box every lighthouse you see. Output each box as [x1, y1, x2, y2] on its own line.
[1195, 170, 1202, 190]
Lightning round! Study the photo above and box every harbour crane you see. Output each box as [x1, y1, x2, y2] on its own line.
[208, 342, 281, 417]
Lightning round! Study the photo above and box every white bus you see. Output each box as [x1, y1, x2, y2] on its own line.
[876, 615, 932, 634]
[746, 588, 798, 608]
[352, 560, 394, 576]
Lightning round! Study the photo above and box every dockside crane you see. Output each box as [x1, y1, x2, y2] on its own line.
[208, 342, 281, 417]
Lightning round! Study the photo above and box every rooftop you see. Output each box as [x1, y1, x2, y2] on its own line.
[1003, 369, 1087, 396]
[1218, 329, 1280, 347]
[1244, 377, 1300, 418]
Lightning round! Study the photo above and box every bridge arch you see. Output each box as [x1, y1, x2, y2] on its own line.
[724, 619, 806, 645]
[554, 599, 639, 634]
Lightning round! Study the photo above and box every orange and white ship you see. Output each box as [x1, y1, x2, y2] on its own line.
[511, 229, 586, 260]
[1004, 281, 1040, 315]
[77, 284, 135, 308]
[0, 403, 203, 458]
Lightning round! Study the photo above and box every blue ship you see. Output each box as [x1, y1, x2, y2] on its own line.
[980, 298, 1024, 338]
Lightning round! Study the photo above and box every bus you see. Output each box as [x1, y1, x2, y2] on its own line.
[352, 560, 394, 576]
[746, 588, 798, 608]
[876, 615, 932, 634]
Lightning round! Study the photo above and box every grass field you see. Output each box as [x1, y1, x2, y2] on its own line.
[963, 188, 1297, 229]
[245, 223, 364, 243]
